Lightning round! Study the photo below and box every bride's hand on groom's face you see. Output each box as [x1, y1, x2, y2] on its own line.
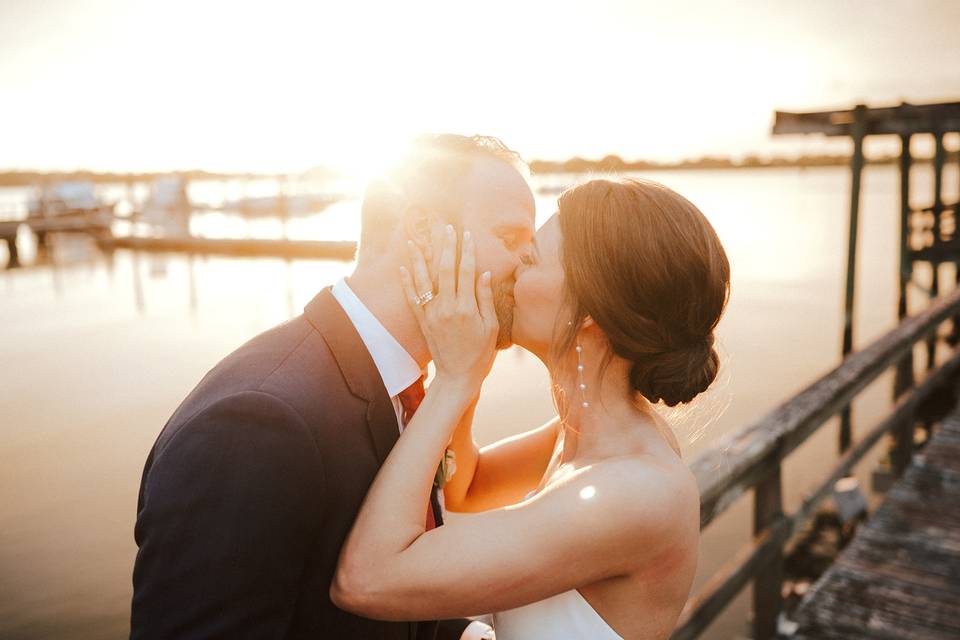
[401, 224, 498, 392]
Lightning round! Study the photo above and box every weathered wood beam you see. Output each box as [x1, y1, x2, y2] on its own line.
[2, 233, 19, 269]
[840, 105, 867, 455]
[98, 235, 357, 261]
[773, 101, 960, 137]
[692, 285, 960, 531]
[672, 349, 960, 639]
[796, 347, 960, 523]
[752, 465, 784, 639]
[895, 133, 914, 398]
[789, 407, 960, 638]
[0, 220, 21, 238]
[927, 132, 947, 372]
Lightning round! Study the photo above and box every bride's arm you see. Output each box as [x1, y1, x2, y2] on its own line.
[332, 382, 691, 619]
[443, 399, 560, 512]
[330, 228, 695, 620]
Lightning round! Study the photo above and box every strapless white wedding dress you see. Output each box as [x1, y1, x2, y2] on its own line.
[492, 588, 624, 639]
[490, 482, 624, 639]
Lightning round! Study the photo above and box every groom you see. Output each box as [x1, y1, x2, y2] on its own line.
[130, 134, 536, 639]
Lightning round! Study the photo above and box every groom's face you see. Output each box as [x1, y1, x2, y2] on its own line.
[455, 156, 536, 349]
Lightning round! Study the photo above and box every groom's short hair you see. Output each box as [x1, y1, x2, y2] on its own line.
[358, 134, 528, 253]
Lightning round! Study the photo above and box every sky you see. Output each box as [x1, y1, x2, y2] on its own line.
[1, 0, 958, 175]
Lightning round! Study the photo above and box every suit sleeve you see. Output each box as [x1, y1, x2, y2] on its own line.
[131, 391, 326, 639]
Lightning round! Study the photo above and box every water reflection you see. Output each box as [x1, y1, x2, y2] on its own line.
[1, 166, 957, 639]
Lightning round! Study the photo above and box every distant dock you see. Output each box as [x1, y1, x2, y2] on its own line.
[1, 215, 357, 267]
[0, 176, 358, 268]
[98, 235, 356, 260]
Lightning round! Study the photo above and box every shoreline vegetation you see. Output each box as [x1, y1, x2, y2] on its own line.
[1, 151, 957, 187]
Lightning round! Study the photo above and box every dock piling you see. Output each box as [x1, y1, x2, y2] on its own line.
[838, 105, 867, 455]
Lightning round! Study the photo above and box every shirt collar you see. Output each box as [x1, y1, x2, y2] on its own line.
[330, 277, 423, 399]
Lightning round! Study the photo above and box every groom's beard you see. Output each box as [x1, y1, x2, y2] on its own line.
[493, 279, 515, 350]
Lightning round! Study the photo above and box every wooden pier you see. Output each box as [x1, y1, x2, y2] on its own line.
[98, 235, 356, 260]
[1, 174, 356, 269]
[670, 286, 960, 640]
[670, 100, 960, 640]
[785, 399, 960, 639]
[1, 213, 358, 268]
[0, 211, 113, 268]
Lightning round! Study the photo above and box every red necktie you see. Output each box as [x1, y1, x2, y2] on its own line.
[397, 376, 438, 531]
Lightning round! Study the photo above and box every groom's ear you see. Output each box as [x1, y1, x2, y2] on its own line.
[403, 205, 434, 262]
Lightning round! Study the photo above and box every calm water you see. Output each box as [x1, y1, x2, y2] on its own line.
[1, 166, 957, 639]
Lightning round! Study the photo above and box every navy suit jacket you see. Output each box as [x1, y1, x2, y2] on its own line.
[131, 287, 471, 640]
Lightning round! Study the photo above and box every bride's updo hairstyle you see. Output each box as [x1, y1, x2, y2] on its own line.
[554, 178, 730, 407]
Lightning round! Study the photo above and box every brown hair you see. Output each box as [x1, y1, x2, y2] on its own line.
[553, 178, 730, 407]
[359, 134, 528, 252]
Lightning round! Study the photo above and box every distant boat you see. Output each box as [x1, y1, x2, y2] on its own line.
[140, 175, 190, 236]
[27, 181, 112, 218]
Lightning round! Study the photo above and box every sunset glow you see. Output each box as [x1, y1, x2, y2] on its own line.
[2, 0, 958, 174]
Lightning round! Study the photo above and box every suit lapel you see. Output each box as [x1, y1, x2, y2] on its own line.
[304, 287, 400, 466]
[306, 287, 437, 640]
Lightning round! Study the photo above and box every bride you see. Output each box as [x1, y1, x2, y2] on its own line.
[331, 177, 730, 639]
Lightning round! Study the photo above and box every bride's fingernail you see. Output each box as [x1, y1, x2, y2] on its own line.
[464, 230, 471, 242]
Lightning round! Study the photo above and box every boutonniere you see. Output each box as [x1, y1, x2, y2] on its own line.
[433, 449, 457, 489]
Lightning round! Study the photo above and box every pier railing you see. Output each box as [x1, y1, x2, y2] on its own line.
[671, 286, 960, 640]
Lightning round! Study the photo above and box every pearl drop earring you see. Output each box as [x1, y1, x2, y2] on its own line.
[576, 342, 588, 409]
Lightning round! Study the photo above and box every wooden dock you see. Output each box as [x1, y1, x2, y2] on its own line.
[1, 213, 113, 268]
[669, 284, 960, 640]
[97, 235, 357, 260]
[1, 214, 358, 267]
[786, 397, 960, 639]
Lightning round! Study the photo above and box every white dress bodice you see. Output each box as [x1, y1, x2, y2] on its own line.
[491, 481, 624, 639]
[489, 413, 683, 639]
[492, 587, 624, 639]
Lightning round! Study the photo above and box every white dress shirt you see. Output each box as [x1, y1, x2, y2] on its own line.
[331, 277, 424, 431]
[331, 279, 493, 640]
[329, 278, 494, 640]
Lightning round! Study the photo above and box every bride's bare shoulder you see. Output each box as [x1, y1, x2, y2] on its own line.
[556, 453, 699, 534]
[622, 451, 697, 507]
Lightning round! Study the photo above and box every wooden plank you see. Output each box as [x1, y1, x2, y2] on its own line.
[838, 106, 867, 455]
[925, 133, 948, 371]
[98, 235, 357, 261]
[773, 101, 960, 137]
[19, 210, 115, 234]
[788, 346, 960, 531]
[0, 220, 20, 238]
[753, 467, 785, 639]
[789, 399, 960, 639]
[792, 564, 960, 639]
[894, 134, 915, 453]
[674, 352, 960, 638]
[842, 528, 960, 589]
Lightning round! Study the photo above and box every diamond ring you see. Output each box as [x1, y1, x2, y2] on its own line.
[415, 290, 434, 306]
